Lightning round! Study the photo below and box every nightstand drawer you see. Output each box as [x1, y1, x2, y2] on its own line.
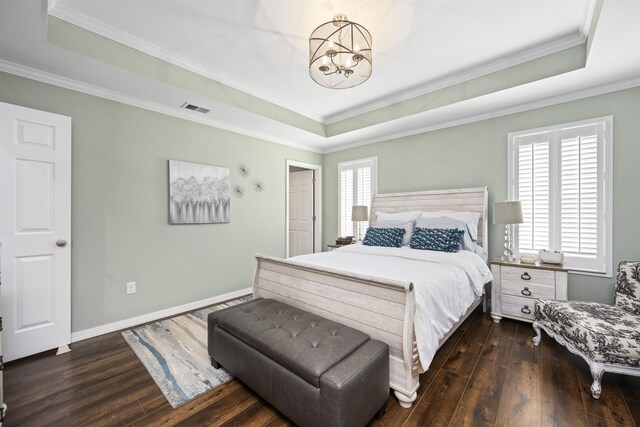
[502, 281, 555, 299]
[501, 294, 535, 320]
[501, 266, 555, 286]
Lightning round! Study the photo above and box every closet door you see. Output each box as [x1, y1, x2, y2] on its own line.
[289, 170, 314, 257]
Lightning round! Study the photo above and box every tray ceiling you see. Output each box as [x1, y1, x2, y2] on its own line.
[0, 0, 638, 152]
[50, 0, 594, 121]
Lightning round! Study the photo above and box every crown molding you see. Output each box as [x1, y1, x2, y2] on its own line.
[323, 76, 640, 153]
[323, 33, 587, 124]
[47, 0, 326, 124]
[0, 60, 323, 153]
[335, 0, 594, 125]
[581, 0, 600, 38]
[2, 61, 637, 156]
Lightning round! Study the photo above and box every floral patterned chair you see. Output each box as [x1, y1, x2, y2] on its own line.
[533, 261, 640, 399]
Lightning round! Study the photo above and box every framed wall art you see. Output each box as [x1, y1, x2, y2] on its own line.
[168, 160, 230, 224]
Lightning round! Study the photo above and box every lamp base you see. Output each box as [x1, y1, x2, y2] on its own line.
[503, 224, 516, 262]
[354, 221, 365, 243]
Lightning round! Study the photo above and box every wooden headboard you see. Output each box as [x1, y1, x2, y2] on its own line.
[369, 186, 489, 249]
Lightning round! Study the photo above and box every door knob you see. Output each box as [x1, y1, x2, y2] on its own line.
[56, 239, 67, 247]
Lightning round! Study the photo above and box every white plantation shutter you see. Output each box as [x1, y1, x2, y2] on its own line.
[338, 158, 377, 237]
[509, 117, 612, 276]
[516, 134, 550, 252]
[356, 167, 372, 206]
[339, 168, 354, 237]
[560, 126, 599, 255]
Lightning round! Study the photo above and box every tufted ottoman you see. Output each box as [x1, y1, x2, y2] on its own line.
[207, 298, 389, 427]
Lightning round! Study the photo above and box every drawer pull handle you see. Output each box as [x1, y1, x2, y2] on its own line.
[521, 287, 532, 296]
[521, 305, 532, 315]
[521, 272, 531, 281]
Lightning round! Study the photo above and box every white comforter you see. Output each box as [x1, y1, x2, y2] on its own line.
[292, 244, 493, 370]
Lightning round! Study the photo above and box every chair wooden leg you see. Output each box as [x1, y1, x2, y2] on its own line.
[589, 362, 605, 399]
[532, 321, 542, 346]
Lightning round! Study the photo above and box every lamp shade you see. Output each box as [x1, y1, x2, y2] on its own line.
[352, 205, 369, 221]
[493, 201, 523, 225]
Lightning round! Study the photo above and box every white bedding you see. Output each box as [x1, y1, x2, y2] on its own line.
[291, 244, 493, 371]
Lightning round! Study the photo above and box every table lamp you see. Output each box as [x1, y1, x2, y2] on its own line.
[493, 201, 523, 261]
[352, 205, 369, 243]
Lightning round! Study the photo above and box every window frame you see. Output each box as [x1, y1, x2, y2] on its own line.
[337, 157, 378, 238]
[507, 116, 613, 277]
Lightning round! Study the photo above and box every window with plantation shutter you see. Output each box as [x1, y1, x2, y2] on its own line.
[338, 157, 377, 238]
[508, 117, 612, 276]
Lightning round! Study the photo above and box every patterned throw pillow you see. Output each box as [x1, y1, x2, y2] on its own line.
[362, 227, 406, 248]
[410, 227, 465, 252]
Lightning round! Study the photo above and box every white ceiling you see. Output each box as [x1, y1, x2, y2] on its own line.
[0, 0, 638, 152]
[50, 0, 595, 121]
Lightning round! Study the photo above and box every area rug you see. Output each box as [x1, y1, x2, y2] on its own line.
[122, 295, 252, 408]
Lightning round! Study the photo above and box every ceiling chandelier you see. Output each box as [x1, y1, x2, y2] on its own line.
[309, 14, 372, 89]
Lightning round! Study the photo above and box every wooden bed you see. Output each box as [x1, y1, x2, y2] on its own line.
[253, 187, 489, 409]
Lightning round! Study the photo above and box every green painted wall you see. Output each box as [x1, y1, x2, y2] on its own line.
[0, 71, 322, 332]
[2, 69, 638, 332]
[323, 87, 640, 304]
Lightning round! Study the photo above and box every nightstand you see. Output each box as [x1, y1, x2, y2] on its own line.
[490, 258, 568, 323]
[327, 244, 346, 251]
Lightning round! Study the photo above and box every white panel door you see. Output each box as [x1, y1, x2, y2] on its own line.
[0, 102, 71, 362]
[288, 170, 314, 257]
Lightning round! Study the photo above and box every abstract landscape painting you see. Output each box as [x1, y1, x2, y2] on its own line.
[169, 160, 230, 224]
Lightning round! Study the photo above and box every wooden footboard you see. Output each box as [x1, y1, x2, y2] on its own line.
[253, 253, 420, 406]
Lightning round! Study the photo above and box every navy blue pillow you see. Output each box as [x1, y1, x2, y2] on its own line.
[362, 227, 406, 248]
[410, 227, 465, 252]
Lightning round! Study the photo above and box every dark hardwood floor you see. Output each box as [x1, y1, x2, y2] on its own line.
[5, 306, 639, 426]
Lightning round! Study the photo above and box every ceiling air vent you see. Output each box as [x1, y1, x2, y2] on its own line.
[180, 102, 210, 114]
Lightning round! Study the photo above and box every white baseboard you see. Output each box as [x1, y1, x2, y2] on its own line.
[70, 287, 252, 343]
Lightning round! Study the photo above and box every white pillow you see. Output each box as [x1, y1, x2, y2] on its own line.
[374, 220, 415, 246]
[418, 211, 481, 241]
[376, 211, 420, 222]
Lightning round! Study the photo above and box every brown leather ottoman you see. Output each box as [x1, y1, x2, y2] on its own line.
[208, 298, 389, 427]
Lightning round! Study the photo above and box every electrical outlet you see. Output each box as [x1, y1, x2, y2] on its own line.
[126, 281, 136, 295]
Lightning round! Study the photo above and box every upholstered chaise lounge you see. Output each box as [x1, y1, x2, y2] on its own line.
[533, 261, 640, 399]
[208, 298, 390, 427]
